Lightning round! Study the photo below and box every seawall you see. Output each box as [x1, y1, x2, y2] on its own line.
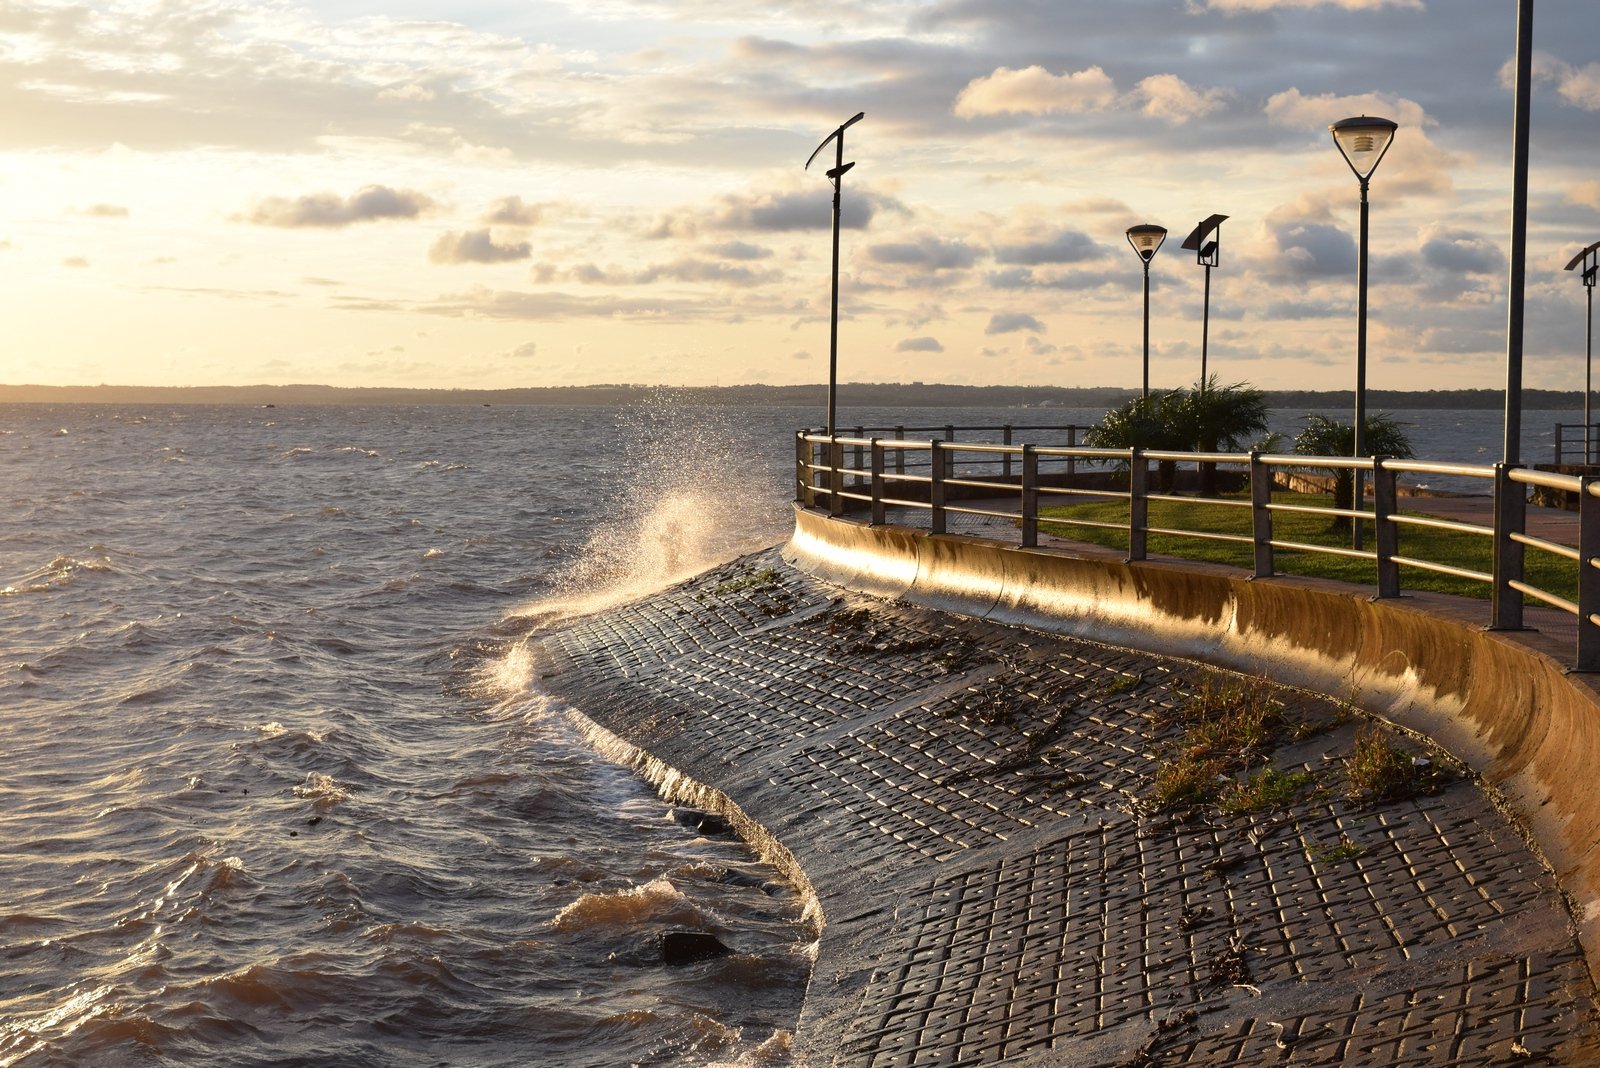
[528, 509, 1600, 1065]
[786, 507, 1600, 968]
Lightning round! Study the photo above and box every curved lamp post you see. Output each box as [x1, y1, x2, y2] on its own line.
[805, 111, 864, 438]
[1126, 224, 1167, 400]
[1329, 114, 1398, 550]
[1566, 240, 1600, 463]
[1181, 214, 1229, 391]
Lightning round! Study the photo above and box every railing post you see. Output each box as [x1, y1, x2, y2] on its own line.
[1003, 425, 1014, 482]
[943, 424, 956, 481]
[1067, 426, 1078, 481]
[852, 427, 865, 490]
[828, 437, 844, 518]
[870, 438, 886, 526]
[929, 439, 947, 535]
[795, 432, 808, 505]
[894, 426, 905, 475]
[1373, 455, 1400, 598]
[1578, 477, 1600, 671]
[1250, 451, 1273, 579]
[1021, 444, 1039, 549]
[1127, 448, 1147, 562]
[1555, 423, 1564, 467]
[1491, 462, 1526, 630]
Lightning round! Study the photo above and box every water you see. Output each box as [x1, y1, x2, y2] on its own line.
[0, 402, 809, 1068]
[0, 400, 1566, 1067]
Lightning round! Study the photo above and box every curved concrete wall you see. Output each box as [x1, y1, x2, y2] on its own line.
[784, 506, 1600, 968]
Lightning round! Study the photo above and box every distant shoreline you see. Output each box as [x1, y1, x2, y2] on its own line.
[0, 382, 1588, 411]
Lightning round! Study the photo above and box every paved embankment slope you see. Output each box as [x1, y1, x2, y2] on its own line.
[529, 547, 1599, 1066]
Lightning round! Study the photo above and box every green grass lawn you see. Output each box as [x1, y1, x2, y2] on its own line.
[1036, 490, 1577, 603]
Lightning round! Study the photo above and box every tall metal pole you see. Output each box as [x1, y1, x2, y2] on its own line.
[1142, 261, 1151, 400]
[805, 112, 863, 438]
[1353, 175, 1370, 551]
[826, 141, 844, 437]
[1503, 0, 1533, 466]
[1589, 281, 1595, 462]
[1200, 263, 1212, 391]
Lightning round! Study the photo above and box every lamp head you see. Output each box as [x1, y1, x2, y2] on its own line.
[1126, 224, 1167, 264]
[1330, 115, 1398, 182]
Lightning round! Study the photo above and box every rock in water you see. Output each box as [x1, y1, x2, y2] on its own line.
[660, 930, 731, 966]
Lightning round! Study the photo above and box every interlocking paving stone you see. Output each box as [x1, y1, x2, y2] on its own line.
[529, 549, 1600, 1066]
[545, 550, 829, 678]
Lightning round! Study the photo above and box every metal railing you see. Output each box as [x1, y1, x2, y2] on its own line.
[1553, 422, 1600, 466]
[795, 426, 1600, 672]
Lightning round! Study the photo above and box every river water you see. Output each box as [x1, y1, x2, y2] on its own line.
[0, 400, 1578, 1066]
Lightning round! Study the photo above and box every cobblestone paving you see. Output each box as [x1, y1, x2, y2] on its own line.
[530, 547, 1600, 1067]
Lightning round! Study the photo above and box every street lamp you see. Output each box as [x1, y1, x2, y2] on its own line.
[1126, 223, 1167, 400]
[1329, 114, 1398, 550]
[1181, 214, 1229, 391]
[805, 111, 864, 438]
[1566, 240, 1600, 463]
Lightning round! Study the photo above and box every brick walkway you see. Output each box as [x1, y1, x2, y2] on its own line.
[529, 549, 1600, 1067]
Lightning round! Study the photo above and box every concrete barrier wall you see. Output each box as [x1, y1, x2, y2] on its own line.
[785, 505, 1600, 967]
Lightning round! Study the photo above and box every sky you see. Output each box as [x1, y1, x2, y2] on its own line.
[0, 0, 1597, 393]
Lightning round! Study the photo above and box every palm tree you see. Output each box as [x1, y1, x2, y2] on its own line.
[1084, 390, 1191, 490]
[1087, 379, 1270, 494]
[1293, 413, 1415, 531]
[1172, 377, 1270, 495]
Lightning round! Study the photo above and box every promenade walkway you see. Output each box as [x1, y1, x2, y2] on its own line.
[529, 536, 1600, 1066]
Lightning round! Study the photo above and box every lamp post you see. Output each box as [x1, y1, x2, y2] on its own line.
[805, 111, 864, 438]
[1566, 240, 1600, 463]
[1126, 224, 1167, 400]
[1329, 114, 1398, 551]
[1181, 214, 1229, 391]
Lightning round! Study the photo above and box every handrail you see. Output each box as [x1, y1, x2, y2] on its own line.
[796, 426, 1600, 672]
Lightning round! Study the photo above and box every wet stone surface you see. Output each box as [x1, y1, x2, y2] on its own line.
[530, 547, 1600, 1067]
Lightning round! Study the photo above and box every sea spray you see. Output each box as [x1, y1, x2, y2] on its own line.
[519, 395, 790, 625]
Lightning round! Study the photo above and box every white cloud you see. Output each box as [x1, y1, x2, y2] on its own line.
[954, 65, 1117, 118]
[1134, 74, 1227, 124]
[1570, 181, 1600, 212]
[1264, 88, 1429, 132]
[429, 230, 532, 264]
[1557, 63, 1600, 110]
[986, 312, 1045, 335]
[896, 336, 944, 352]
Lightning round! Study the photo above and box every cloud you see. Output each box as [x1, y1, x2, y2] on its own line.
[1134, 74, 1227, 124]
[1557, 63, 1600, 110]
[1264, 88, 1428, 132]
[482, 196, 546, 226]
[429, 229, 532, 264]
[536, 258, 781, 287]
[244, 186, 437, 228]
[993, 228, 1103, 265]
[707, 240, 773, 260]
[77, 203, 128, 218]
[508, 342, 538, 359]
[1570, 181, 1600, 212]
[1272, 220, 1357, 278]
[62, 256, 89, 268]
[986, 312, 1044, 335]
[896, 336, 945, 352]
[1263, 298, 1347, 320]
[650, 185, 892, 238]
[1419, 229, 1501, 276]
[867, 234, 979, 271]
[1199, 0, 1421, 10]
[954, 65, 1116, 118]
